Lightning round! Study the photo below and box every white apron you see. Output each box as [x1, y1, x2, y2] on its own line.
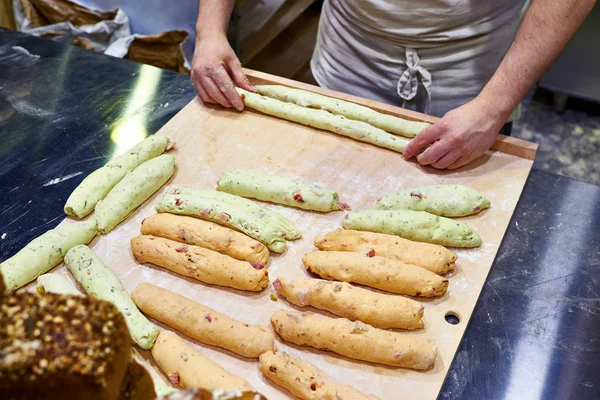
[311, 0, 527, 117]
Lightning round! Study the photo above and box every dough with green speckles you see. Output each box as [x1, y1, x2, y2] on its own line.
[237, 88, 410, 153]
[375, 185, 491, 217]
[64, 135, 172, 219]
[0, 219, 97, 289]
[96, 154, 175, 234]
[217, 169, 348, 212]
[155, 187, 301, 253]
[258, 85, 430, 138]
[64, 244, 159, 349]
[342, 209, 482, 248]
[36, 273, 82, 296]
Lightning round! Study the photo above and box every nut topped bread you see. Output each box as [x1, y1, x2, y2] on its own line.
[0, 290, 132, 400]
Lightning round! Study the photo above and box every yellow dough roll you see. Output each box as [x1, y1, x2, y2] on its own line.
[132, 283, 274, 358]
[303, 251, 448, 297]
[270, 311, 437, 370]
[131, 235, 268, 292]
[259, 351, 381, 400]
[151, 331, 254, 392]
[273, 277, 423, 329]
[140, 213, 269, 265]
[314, 229, 456, 275]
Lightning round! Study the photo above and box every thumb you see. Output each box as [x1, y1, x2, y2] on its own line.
[228, 58, 256, 92]
[403, 121, 447, 159]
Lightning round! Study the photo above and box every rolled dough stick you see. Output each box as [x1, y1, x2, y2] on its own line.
[140, 213, 269, 265]
[343, 209, 482, 248]
[375, 185, 491, 217]
[64, 245, 160, 349]
[132, 283, 274, 358]
[259, 351, 380, 400]
[237, 88, 411, 153]
[0, 219, 97, 289]
[314, 229, 456, 275]
[152, 331, 254, 392]
[36, 273, 82, 296]
[217, 169, 349, 212]
[303, 251, 448, 297]
[96, 154, 175, 234]
[155, 187, 301, 253]
[64, 135, 172, 219]
[273, 277, 423, 329]
[106, 135, 172, 171]
[270, 310, 437, 369]
[131, 235, 269, 291]
[257, 84, 430, 138]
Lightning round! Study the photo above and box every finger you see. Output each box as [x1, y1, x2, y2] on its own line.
[201, 76, 233, 108]
[447, 152, 480, 170]
[227, 57, 256, 92]
[403, 121, 447, 159]
[431, 149, 462, 169]
[195, 81, 215, 104]
[416, 138, 454, 166]
[212, 65, 244, 111]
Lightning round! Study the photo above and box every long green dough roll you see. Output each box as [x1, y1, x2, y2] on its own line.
[36, 273, 82, 296]
[257, 85, 431, 138]
[64, 135, 172, 219]
[0, 219, 97, 289]
[96, 154, 175, 234]
[217, 169, 349, 212]
[156, 187, 301, 253]
[64, 245, 159, 349]
[342, 210, 482, 248]
[237, 88, 410, 153]
[375, 185, 491, 217]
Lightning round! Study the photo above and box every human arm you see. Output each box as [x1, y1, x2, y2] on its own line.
[191, 0, 255, 111]
[403, 0, 596, 169]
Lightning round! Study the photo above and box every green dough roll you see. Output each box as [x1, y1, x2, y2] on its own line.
[96, 154, 175, 234]
[36, 273, 82, 296]
[106, 135, 172, 171]
[64, 135, 172, 219]
[237, 88, 410, 153]
[217, 169, 349, 212]
[257, 85, 430, 138]
[375, 185, 491, 217]
[64, 244, 159, 349]
[342, 209, 482, 248]
[0, 219, 97, 289]
[155, 187, 301, 253]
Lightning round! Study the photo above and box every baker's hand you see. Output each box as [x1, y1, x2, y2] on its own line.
[403, 97, 509, 169]
[191, 34, 256, 111]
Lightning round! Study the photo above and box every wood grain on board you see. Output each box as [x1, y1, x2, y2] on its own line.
[34, 71, 537, 399]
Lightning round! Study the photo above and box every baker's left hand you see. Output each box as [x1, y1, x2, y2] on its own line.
[402, 97, 509, 169]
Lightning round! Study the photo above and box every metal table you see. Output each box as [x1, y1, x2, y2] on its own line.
[1, 30, 598, 400]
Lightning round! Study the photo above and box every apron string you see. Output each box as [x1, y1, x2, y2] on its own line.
[397, 48, 432, 114]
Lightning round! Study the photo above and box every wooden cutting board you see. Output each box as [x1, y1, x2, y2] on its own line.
[42, 70, 537, 399]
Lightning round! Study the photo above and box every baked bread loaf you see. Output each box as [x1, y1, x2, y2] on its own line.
[0, 290, 132, 400]
[119, 359, 157, 400]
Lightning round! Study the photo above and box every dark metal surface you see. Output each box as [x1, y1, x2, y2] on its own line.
[0, 30, 599, 400]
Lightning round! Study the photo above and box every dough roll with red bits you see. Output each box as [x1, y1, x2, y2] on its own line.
[314, 229, 456, 275]
[131, 235, 268, 291]
[303, 251, 448, 297]
[151, 331, 253, 391]
[270, 310, 437, 370]
[140, 213, 269, 265]
[132, 283, 274, 358]
[273, 277, 423, 329]
[259, 351, 381, 400]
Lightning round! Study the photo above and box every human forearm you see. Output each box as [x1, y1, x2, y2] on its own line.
[196, 0, 236, 41]
[478, 0, 596, 117]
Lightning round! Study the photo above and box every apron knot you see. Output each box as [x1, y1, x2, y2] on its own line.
[397, 48, 432, 114]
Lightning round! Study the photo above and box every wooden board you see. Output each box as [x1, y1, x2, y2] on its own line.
[37, 71, 537, 399]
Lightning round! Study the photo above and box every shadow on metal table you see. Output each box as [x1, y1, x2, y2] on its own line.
[0, 29, 598, 400]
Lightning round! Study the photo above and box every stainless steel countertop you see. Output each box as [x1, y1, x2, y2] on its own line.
[1, 29, 598, 400]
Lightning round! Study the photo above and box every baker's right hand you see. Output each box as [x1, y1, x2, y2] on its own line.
[191, 34, 256, 111]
